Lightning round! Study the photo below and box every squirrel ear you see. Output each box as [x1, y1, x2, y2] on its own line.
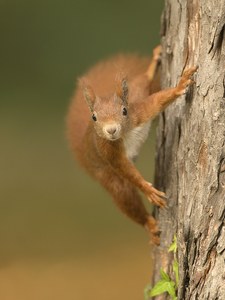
[115, 73, 128, 104]
[79, 78, 96, 112]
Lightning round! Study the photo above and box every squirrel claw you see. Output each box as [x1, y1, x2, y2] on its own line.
[146, 183, 167, 208]
[150, 235, 160, 246]
[145, 216, 160, 246]
[177, 66, 198, 95]
[153, 45, 162, 62]
[147, 192, 167, 208]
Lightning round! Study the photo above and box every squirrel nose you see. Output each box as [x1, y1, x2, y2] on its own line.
[104, 124, 119, 136]
[106, 126, 117, 135]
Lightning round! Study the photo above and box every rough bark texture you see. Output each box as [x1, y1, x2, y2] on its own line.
[152, 0, 225, 299]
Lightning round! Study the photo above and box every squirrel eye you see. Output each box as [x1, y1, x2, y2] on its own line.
[92, 114, 97, 121]
[122, 107, 127, 116]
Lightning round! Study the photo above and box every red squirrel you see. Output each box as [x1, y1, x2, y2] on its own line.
[67, 46, 197, 244]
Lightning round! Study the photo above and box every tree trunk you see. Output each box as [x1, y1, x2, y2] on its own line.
[152, 0, 225, 299]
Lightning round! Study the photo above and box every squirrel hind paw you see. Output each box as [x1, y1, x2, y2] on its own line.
[150, 235, 160, 246]
[145, 216, 161, 246]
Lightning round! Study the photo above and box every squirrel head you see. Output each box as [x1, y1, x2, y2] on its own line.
[80, 74, 130, 141]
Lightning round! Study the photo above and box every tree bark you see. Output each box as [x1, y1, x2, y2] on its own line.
[152, 0, 225, 299]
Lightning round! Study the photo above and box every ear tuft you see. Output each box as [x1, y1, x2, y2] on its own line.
[115, 72, 128, 104]
[79, 77, 96, 111]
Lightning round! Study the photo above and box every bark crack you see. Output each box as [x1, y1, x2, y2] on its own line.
[203, 218, 224, 266]
[191, 248, 216, 298]
[208, 14, 225, 58]
[223, 75, 225, 99]
[180, 227, 191, 299]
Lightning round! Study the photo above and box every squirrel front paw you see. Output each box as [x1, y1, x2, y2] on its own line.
[153, 45, 162, 62]
[176, 66, 198, 96]
[144, 182, 167, 208]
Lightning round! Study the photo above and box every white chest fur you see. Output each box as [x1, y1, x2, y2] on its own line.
[124, 121, 151, 161]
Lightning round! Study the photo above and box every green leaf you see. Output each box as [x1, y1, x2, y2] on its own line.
[143, 284, 152, 300]
[173, 259, 179, 286]
[160, 268, 170, 281]
[148, 235, 179, 300]
[149, 279, 176, 297]
[168, 235, 177, 253]
[166, 281, 176, 298]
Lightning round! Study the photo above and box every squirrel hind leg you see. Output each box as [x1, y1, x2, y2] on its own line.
[100, 169, 148, 225]
[100, 170, 160, 245]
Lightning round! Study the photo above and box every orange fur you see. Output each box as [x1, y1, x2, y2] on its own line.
[67, 46, 197, 245]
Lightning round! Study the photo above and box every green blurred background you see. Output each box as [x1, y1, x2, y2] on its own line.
[0, 1, 163, 299]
